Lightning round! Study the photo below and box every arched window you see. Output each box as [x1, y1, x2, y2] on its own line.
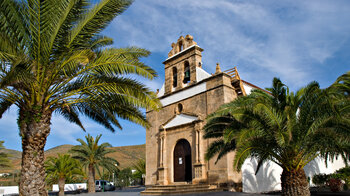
[178, 41, 183, 52]
[183, 61, 190, 84]
[173, 67, 178, 88]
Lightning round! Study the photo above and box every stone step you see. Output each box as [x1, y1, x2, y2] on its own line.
[141, 184, 222, 195]
[146, 185, 210, 190]
[141, 188, 222, 195]
[146, 187, 210, 191]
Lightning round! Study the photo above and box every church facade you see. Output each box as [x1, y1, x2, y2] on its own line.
[144, 35, 348, 194]
[145, 35, 257, 190]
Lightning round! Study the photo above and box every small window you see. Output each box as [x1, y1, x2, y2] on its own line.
[183, 61, 190, 84]
[173, 67, 178, 88]
[101, 181, 106, 186]
[96, 181, 99, 185]
[178, 104, 183, 113]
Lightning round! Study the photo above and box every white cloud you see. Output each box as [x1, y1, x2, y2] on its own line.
[107, 0, 350, 90]
[49, 115, 85, 147]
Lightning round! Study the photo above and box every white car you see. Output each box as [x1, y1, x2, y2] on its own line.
[95, 180, 115, 191]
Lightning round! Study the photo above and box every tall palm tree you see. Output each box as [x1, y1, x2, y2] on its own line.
[204, 77, 350, 196]
[45, 154, 84, 196]
[0, 141, 10, 168]
[0, 0, 160, 195]
[69, 134, 118, 193]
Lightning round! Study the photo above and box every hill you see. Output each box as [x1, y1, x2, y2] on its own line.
[0, 148, 21, 160]
[0, 144, 145, 173]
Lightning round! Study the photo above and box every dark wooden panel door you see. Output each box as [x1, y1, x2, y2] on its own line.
[174, 139, 192, 182]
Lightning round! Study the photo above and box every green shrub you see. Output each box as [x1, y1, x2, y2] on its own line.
[327, 178, 344, 192]
[312, 173, 330, 186]
[335, 166, 350, 190]
[336, 166, 350, 176]
[312, 167, 350, 190]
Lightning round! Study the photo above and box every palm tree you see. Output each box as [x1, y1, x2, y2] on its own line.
[45, 154, 84, 196]
[132, 159, 145, 185]
[331, 71, 350, 96]
[204, 77, 350, 196]
[69, 134, 118, 193]
[0, 0, 160, 195]
[0, 141, 10, 168]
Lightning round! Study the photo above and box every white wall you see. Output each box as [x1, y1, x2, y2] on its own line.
[243, 83, 254, 95]
[52, 183, 87, 192]
[160, 82, 206, 106]
[242, 157, 347, 193]
[0, 186, 19, 196]
[0, 183, 88, 195]
[242, 159, 282, 193]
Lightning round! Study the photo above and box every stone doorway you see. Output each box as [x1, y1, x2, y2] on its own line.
[173, 139, 192, 182]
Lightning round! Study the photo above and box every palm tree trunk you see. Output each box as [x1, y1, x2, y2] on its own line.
[18, 111, 51, 196]
[281, 168, 310, 196]
[88, 164, 96, 193]
[58, 177, 65, 196]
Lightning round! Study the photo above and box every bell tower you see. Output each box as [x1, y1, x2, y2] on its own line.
[163, 35, 204, 95]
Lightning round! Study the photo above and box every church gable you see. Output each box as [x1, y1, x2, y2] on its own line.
[162, 113, 199, 129]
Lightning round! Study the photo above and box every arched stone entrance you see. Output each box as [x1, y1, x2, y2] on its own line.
[173, 139, 192, 182]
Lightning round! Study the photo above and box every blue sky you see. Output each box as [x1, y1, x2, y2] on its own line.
[1, 0, 350, 151]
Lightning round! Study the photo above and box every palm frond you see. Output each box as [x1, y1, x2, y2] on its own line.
[55, 106, 85, 131]
[68, 0, 132, 48]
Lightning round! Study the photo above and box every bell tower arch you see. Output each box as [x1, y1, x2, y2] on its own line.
[163, 35, 204, 95]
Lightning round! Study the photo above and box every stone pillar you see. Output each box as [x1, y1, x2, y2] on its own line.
[193, 123, 206, 184]
[160, 136, 163, 167]
[179, 63, 184, 88]
[157, 131, 168, 185]
[196, 130, 200, 163]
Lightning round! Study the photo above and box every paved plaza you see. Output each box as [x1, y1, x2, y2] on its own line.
[62, 186, 350, 196]
[65, 187, 274, 196]
[57, 187, 350, 196]
[67, 190, 273, 196]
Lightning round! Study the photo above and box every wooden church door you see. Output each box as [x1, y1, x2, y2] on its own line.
[173, 139, 192, 182]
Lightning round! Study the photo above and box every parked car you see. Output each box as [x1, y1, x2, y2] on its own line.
[95, 180, 115, 191]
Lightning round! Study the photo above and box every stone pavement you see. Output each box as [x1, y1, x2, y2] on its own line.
[64, 187, 350, 196]
[66, 187, 274, 196]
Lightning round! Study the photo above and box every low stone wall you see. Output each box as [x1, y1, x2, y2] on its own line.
[52, 183, 87, 192]
[0, 186, 19, 196]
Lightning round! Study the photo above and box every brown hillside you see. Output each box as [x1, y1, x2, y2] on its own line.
[0, 144, 145, 173]
[0, 149, 21, 160]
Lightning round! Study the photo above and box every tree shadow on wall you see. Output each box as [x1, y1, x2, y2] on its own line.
[304, 157, 321, 186]
[242, 158, 280, 193]
[242, 158, 322, 193]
